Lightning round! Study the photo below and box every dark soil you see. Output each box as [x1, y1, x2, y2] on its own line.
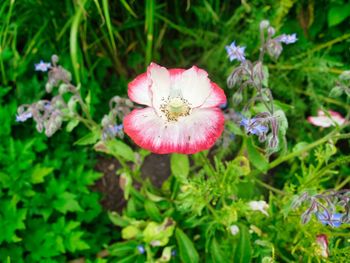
[93, 154, 170, 212]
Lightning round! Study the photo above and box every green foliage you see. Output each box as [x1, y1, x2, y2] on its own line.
[2, 0, 350, 262]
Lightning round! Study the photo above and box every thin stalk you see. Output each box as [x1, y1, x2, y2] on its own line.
[145, 0, 155, 66]
[249, 125, 349, 194]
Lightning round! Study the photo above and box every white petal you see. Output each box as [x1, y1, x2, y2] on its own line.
[174, 66, 212, 108]
[148, 63, 171, 114]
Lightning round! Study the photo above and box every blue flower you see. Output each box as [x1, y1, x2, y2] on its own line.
[137, 245, 145, 254]
[317, 211, 343, 228]
[112, 124, 124, 134]
[102, 124, 124, 140]
[276, 33, 297, 44]
[35, 60, 51, 72]
[240, 117, 268, 136]
[225, 42, 246, 62]
[16, 111, 33, 122]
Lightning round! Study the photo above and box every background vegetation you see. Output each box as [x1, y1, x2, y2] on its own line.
[1, 0, 350, 262]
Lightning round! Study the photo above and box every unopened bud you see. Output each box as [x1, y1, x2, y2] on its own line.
[45, 83, 53, 93]
[267, 26, 275, 36]
[266, 40, 283, 60]
[51, 54, 59, 65]
[260, 20, 270, 30]
[58, 84, 69, 94]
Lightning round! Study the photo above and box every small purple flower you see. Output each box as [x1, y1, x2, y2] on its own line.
[225, 42, 246, 62]
[317, 211, 343, 227]
[35, 60, 51, 72]
[16, 111, 33, 122]
[240, 117, 268, 136]
[276, 33, 297, 44]
[137, 245, 145, 254]
[171, 249, 177, 257]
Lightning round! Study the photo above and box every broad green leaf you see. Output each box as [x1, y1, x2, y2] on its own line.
[105, 140, 135, 162]
[145, 189, 165, 202]
[143, 218, 175, 246]
[328, 3, 350, 27]
[170, 154, 189, 182]
[175, 228, 199, 263]
[210, 237, 226, 263]
[233, 225, 252, 263]
[144, 199, 162, 222]
[108, 211, 130, 227]
[122, 225, 140, 239]
[108, 240, 138, 256]
[246, 138, 268, 172]
[74, 130, 100, 146]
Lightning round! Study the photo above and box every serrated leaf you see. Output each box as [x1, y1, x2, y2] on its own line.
[246, 138, 268, 172]
[31, 165, 54, 184]
[0, 200, 27, 244]
[175, 228, 199, 263]
[53, 192, 82, 214]
[171, 154, 189, 183]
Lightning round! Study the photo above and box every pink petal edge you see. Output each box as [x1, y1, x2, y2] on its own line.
[123, 107, 225, 154]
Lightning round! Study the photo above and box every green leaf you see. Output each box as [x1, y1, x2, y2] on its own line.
[53, 192, 82, 214]
[74, 130, 100, 146]
[0, 200, 27, 244]
[226, 121, 243, 136]
[171, 154, 189, 183]
[108, 240, 138, 256]
[175, 228, 199, 263]
[144, 199, 162, 222]
[66, 119, 80, 132]
[31, 165, 54, 184]
[105, 140, 135, 162]
[328, 3, 350, 27]
[246, 138, 268, 172]
[108, 211, 130, 227]
[210, 237, 226, 263]
[233, 225, 252, 263]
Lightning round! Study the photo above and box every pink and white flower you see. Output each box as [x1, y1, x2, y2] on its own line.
[316, 234, 329, 258]
[124, 63, 226, 154]
[307, 110, 346, 128]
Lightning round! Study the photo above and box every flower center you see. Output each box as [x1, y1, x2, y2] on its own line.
[160, 97, 191, 122]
